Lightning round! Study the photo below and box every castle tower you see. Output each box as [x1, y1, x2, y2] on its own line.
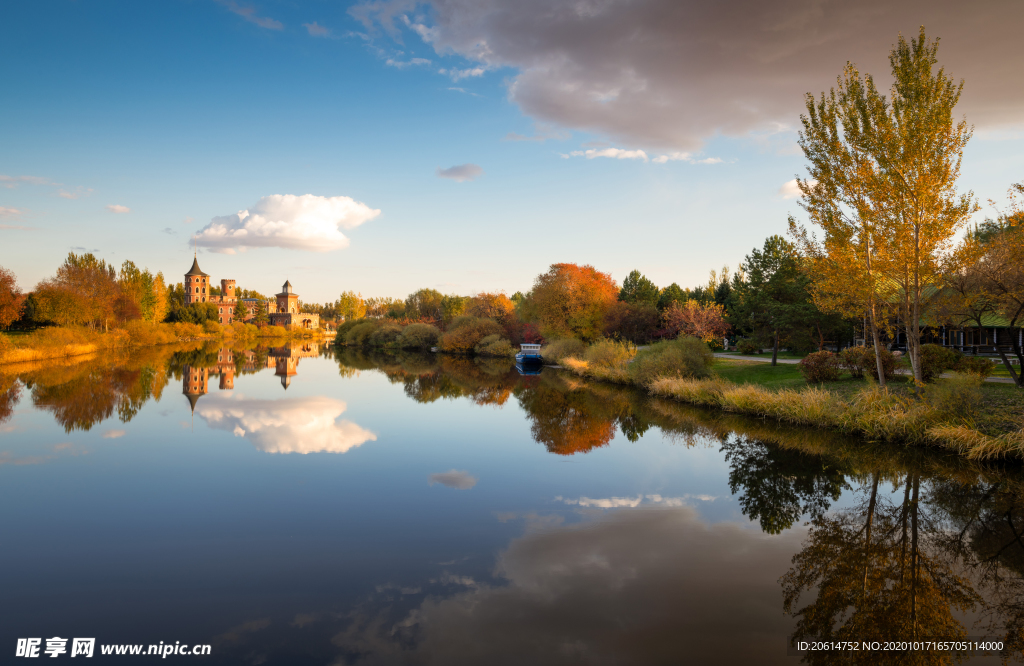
[275, 356, 298, 389]
[220, 279, 236, 300]
[184, 257, 210, 304]
[276, 280, 299, 314]
[183, 365, 209, 412]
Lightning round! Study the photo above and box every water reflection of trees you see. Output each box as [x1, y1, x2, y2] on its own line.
[0, 373, 20, 425]
[24, 346, 181, 432]
[2, 340, 288, 433]
[336, 352, 1024, 659]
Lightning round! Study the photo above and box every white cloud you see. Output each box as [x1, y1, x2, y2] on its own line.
[0, 207, 23, 218]
[439, 66, 486, 81]
[195, 193, 381, 252]
[197, 394, 377, 454]
[58, 186, 93, 199]
[779, 178, 816, 199]
[429, 469, 478, 490]
[652, 152, 723, 165]
[436, 163, 484, 182]
[303, 21, 331, 37]
[386, 57, 432, 68]
[567, 148, 648, 161]
[219, 0, 283, 30]
[352, 0, 1024, 151]
[0, 175, 51, 189]
[557, 494, 715, 509]
[102, 429, 126, 439]
[106, 204, 130, 214]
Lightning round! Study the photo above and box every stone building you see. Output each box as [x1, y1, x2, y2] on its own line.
[183, 257, 318, 329]
[267, 281, 319, 330]
[184, 256, 240, 325]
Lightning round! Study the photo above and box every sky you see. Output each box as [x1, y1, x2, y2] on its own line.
[2, 0, 1024, 304]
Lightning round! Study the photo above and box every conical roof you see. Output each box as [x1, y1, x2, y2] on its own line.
[185, 392, 202, 412]
[185, 257, 209, 277]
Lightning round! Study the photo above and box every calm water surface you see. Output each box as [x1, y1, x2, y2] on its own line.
[2, 341, 1023, 664]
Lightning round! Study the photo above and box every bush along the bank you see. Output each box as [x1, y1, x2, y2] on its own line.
[540, 338, 586, 364]
[397, 323, 440, 349]
[628, 337, 713, 387]
[332, 316, 512, 356]
[553, 336, 1024, 460]
[559, 338, 637, 383]
[474, 334, 516, 358]
[798, 350, 842, 383]
[438, 317, 504, 354]
[917, 343, 961, 382]
[841, 346, 898, 381]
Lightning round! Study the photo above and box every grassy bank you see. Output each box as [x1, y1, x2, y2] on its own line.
[551, 339, 1024, 460]
[0, 321, 323, 366]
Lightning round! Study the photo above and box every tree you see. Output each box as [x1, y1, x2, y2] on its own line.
[170, 302, 217, 324]
[662, 300, 730, 344]
[731, 236, 818, 364]
[529, 263, 619, 341]
[657, 283, 686, 311]
[467, 292, 515, 322]
[151, 273, 168, 324]
[405, 288, 444, 321]
[0, 266, 26, 329]
[37, 253, 119, 329]
[252, 299, 268, 326]
[966, 214, 1024, 386]
[791, 28, 976, 384]
[117, 260, 153, 323]
[235, 300, 249, 321]
[440, 294, 468, 324]
[619, 270, 660, 307]
[603, 301, 660, 343]
[166, 282, 186, 315]
[335, 291, 366, 321]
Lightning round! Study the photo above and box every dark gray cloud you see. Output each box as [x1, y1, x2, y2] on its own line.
[330, 506, 804, 664]
[356, 0, 1024, 150]
[436, 163, 484, 182]
[428, 469, 477, 489]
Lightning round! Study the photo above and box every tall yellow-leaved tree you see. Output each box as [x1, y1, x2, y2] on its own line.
[791, 27, 976, 385]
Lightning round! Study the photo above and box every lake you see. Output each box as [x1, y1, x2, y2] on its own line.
[1, 340, 1022, 664]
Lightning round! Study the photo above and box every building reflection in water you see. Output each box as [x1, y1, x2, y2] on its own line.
[182, 342, 322, 412]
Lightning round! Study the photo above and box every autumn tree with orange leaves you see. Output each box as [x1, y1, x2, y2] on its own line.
[526, 263, 618, 341]
[0, 266, 26, 329]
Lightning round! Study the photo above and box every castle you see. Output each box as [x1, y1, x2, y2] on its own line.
[184, 256, 319, 329]
[183, 342, 323, 413]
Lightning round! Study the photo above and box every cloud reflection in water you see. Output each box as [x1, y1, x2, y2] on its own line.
[197, 395, 377, 454]
[331, 506, 801, 665]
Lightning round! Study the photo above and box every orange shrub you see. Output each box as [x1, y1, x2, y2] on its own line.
[438, 317, 503, 354]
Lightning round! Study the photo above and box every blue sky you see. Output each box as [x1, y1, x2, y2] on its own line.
[2, 0, 1023, 303]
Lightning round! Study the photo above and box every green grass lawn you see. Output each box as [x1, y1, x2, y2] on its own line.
[712, 357, 1024, 435]
[712, 358, 807, 388]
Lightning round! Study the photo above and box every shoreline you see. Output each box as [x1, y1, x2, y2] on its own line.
[554, 356, 1024, 461]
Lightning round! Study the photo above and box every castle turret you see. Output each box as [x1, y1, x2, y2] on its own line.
[220, 279, 236, 300]
[276, 280, 299, 315]
[184, 257, 210, 305]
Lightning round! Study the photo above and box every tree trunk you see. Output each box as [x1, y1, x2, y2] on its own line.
[910, 475, 920, 639]
[771, 328, 779, 366]
[861, 472, 879, 597]
[910, 219, 923, 385]
[865, 231, 887, 388]
[999, 308, 1024, 389]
